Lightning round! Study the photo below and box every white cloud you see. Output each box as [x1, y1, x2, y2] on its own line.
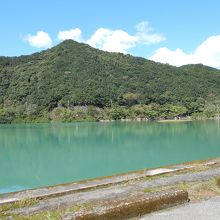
[149, 35, 220, 68]
[57, 28, 83, 42]
[86, 21, 165, 53]
[24, 31, 52, 48]
[86, 28, 137, 53]
[24, 22, 164, 54]
[136, 21, 166, 45]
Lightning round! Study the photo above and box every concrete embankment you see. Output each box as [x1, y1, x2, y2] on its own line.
[1, 158, 220, 219]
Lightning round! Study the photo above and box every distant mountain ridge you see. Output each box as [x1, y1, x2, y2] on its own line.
[0, 40, 220, 122]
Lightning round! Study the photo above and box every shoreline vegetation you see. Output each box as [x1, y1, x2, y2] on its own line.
[1, 40, 220, 125]
[0, 104, 219, 124]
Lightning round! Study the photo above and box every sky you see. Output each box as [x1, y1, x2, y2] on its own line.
[0, 0, 220, 68]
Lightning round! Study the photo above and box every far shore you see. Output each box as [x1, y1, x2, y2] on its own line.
[1, 116, 220, 125]
[99, 117, 193, 123]
[158, 119, 193, 123]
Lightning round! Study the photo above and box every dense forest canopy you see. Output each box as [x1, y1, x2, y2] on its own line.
[0, 40, 220, 123]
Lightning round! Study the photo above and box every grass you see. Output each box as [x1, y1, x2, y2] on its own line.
[143, 178, 220, 202]
[0, 198, 39, 212]
[188, 178, 220, 201]
[0, 198, 40, 219]
[1, 204, 89, 220]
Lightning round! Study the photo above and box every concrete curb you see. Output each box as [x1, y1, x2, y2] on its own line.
[65, 189, 189, 220]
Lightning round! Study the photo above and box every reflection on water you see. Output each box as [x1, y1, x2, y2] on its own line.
[0, 120, 220, 193]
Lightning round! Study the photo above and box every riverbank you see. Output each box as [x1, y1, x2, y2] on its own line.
[158, 118, 192, 123]
[1, 158, 220, 219]
[2, 116, 219, 125]
[1, 103, 219, 124]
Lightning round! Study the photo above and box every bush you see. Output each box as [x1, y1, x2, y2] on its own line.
[0, 108, 14, 124]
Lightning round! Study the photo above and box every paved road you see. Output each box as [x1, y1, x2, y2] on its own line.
[142, 196, 220, 220]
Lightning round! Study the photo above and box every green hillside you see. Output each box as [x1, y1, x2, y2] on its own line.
[0, 40, 220, 123]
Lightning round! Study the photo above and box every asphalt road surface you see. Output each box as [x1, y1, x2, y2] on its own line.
[142, 196, 220, 220]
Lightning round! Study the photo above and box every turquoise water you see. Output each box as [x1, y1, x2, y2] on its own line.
[0, 121, 220, 193]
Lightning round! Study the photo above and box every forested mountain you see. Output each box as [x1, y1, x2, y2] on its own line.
[0, 40, 220, 123]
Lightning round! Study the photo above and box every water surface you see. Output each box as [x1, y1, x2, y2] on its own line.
[0, 121, 220, 193]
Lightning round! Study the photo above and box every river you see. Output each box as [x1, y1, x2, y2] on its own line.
[0, 120, 220, 193]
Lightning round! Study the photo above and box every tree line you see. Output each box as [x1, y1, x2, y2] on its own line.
[0, 40, 220, 123]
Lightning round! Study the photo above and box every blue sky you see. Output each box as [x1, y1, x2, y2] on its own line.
[1, 0, 220, 68]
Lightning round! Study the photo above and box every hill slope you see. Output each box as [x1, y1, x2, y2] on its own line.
[0, 40, 220, 122]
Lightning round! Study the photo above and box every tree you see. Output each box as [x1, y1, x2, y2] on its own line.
[122, 92, 139, 106]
